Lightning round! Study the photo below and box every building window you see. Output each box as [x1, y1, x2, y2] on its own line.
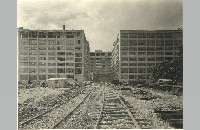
[147, 40, 155, 46]
[19, 68, 28, 73]
[165, 52, 173, 55]
[174, 32, 182, 38]
[78, 40, 81, 44]
[156, 47, 164, 50]
[39, 57, 46, 60]
[129, 63, 137, 66]
[121, 41, 128, 46]
[121, 57, 128, 61]
[48, 40, 55, 45]
[48, 32, 55, 38]
[156, 57, 164, 61]
[129, 33, 137, 38]
[165, 57, 173, 60]
[121, 68, 128, 73]
[101, 53, 105, 56]
[138, 58, 145, 61]
[39, 52, 46, 55]
[48, 63, 56, 66]
[147, 33, 155, 38]
[138, 40, 146, 46]
[165, 32, 173, 38]
[138, 47, 146, 51]
[29, 62, 37, 66]
[138, 63, 146, 66]
[138, 33, 146, 38]
[129, 52, 137, 55]
[121, 47, 128, 51]
[75, 68, 82, 74]
[129, 57, 137, 61]
[165, 40, 173, 46]
[66, 68, 74, 73]
[147, 52, 155, 55]
[121, 52, 128, 56]
[29, 31, 37, 38]
[165, 47, 173, 51]
[48, 75, 56, 79]
[156, 52, 164, 55]
[147, 58, 155, 61]
[156, 40, 164, 46]
[29, 75, 37, 80]
[138, 75, 146, 79]
[121, 33, 128, 38]
[57, 63, 65, 66]
[138, 52, 146, 55]
[66, 63, 74, 66]
[129, 75, 135, 79]
[75, 58, 82, 62]
[129, 68, 137, 73]
[156, 32, 164, 38]
[75, 63, 82, 67]
[129, 40, 137, 46]
[121, 63, 128, 66]
[147, 63, 155, 67]
[138, 68, 146, 73]
[20, 75, 28, 80]
[66, 32, 74, 38]
[57, 68, 65, 73]
[38, 32, 46, 38]
[39, 68, 46, 73]
[39, 62, 46, 66]
[48, 68, 56, 73]
[147, 47, 155, 51]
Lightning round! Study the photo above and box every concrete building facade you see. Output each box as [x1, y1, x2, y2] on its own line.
[111, 29, 183, 83]
[18, 26, 90, 84]
[90, 50, 112, 82]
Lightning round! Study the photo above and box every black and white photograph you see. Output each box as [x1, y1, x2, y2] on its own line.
[17, 0, 183, 129]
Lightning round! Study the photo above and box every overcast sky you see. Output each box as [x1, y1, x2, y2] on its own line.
[17, 0, 183, 52]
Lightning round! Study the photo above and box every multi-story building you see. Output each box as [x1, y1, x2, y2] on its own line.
[90, 50, 112, 82]
[111, 29, 183, 83]
[18, 25, 90, 84]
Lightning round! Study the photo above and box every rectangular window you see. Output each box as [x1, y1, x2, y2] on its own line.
[138, 33, 146, 38]
[129, 75, 135, 79]
[147, 40, 155, 46]
[121, 63, 128, 66]
[165, 52, 173, 55]
[20, 57, 28, 61]
[138, 58, 145, 61]
[147, 33, 155, 38]
[29, 68, 37, 73]
[121, 52, 128, 56]
[138, 68, 146, 73]
[147, 47, 155, 51]
[39, 62, 46, 66]
[75, 58, 82, 62]
[129, 63, 137, 66]
[129, 57, 137, 61]
[121, 47, 128, 51]
[57, 63, 65, 66]
[29, 31, 37, 38]
[39, 57, 46, 60]
[39, 47, 46, 50]
[138, 75, 146, 79]
[138, 52, 146, 55]
[156, 40, 164, 46]
[48, 68, 56, 73]
[147, 63, 155, 67]
[66, 63, 74, 66]
[48, 63, 56, 66]
[156, 47, 164, 50]
[121, 57, 128, 61]
[48, 40, 55, 45]
[138, 63, 146, 66]
[121, 68, 128, 73]
[156, 33, 164, 38]
[39, 68, 46, 73]
[75, 68, 82, 74]
[147, 58, 155, 61]
[57, 57, 65, 61]
[19, 68, 28, 73]
[165, 57, 173, 60]
[129, 52, 137, 55]
[165, 47, 173, 51]
[129, 40, 137, 46]
[48, 75, 56, 79]
[48, 46, 56, 50]
[147, 52, 155, 55]
[156, 52, 164, 55]
[165, 40, 173, 46]
[57, 52, 65, 55]
[39, 52, 46, 55]
[129, 33, 137, 38]
[29, 62, 37, 66]
[174, 32, 182, 38]
[165, 32, 173, 38]
[121, 33, 128, 38]
[57, 68, 65, 73]
[48, 52, 56, 55]
[48, 32, 56, 38]
[138, 47, 146, 51]
[20, 74, 28, 80]
[75, 63, 82, 67]
[138, 40, 146, 46]
[129, 47, 137, 51]
[156, 57, 164, 61]
[129, 68, 137, 73]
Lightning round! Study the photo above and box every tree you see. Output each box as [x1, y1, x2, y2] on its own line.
[151, 46, 183, 83]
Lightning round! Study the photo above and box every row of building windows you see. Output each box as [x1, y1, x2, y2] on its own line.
[121, 46, 181, 51]
[121, 40, 182, 46]
[121, 57, 174, 61]
[90, 53, 112, 56]
[121, 51, 180, 56]
[19, 62, 83, 66]
[20, 74, 76, 80]
[120, 32, 182, 39]
[19, 31, 82, 38]
[19, 39, 78, 45]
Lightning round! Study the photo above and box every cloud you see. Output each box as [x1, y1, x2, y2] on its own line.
[17, 0, 183, 51]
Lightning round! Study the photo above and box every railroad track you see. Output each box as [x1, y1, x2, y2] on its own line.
[18, 87, 88, 129]
[95, 87, 140, 129]
[52, 92, 91, 129]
